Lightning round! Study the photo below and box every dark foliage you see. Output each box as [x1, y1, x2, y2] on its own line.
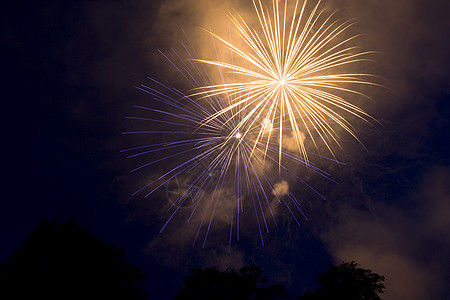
[175, 264, 287, 300]
[298, 261, 385, 300]
[0, 220, 148, 299]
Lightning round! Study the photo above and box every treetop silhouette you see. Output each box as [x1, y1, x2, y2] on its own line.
[298, 261, 385, 300]
[175, 264, 287, 300]
[0, 220, 148, 299]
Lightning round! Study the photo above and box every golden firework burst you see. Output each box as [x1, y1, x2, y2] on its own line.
[193, 0, 377, 165]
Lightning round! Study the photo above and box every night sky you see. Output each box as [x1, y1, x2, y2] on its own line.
[3, 0, 450, 299]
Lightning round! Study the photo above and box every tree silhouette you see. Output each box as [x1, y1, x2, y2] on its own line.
[0, 220, 148, 299]
[175, 264, 287, 300]
[297, 261, 385, 300]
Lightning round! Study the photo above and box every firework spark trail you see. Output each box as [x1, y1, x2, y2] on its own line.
[193, 0, 377, 166]
[122, 33, 340, 246]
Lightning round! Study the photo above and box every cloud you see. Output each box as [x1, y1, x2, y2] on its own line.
[271, 180, 289, 197]
[282, 132, 306, 153]
[320, 167, 450, 300]
[101, 1, 449, 297]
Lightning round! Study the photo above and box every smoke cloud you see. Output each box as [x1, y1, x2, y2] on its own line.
[272, 180, 289, 197]
[83, 0, 450, 298]
[319, 167, 450, 300]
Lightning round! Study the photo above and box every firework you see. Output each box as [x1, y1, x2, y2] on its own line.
[122, 37, 336, 247]
[122, 0, 376, 246]
[194, 0, 376, 165]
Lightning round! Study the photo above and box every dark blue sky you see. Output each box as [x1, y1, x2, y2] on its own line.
[3, 0, 450, 299]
